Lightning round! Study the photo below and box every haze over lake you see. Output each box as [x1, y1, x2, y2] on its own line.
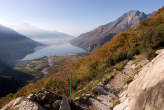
[22, 41, 86, 60]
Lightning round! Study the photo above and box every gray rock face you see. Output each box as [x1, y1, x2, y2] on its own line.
[1, 89, 72, 110]
[113, 99, 129, 110]
[114, 49, 164, 110]
[89, 55, 149, 110]
[113, 88, 129, 110]
[89, 98, 111, 110]
[59, 96, 71, 110]
[89, 92, 116, 110]
[93, 85, 108, 95]
[127, 49, 164, 110]
[1, 97, 45, 110]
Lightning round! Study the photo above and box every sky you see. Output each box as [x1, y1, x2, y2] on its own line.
[0, 0, 163, 36]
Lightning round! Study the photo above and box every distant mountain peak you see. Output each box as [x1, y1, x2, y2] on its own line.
[10, 23, 74, 41]
[127, 10, 142, 14]
[70, 10, 150, 52]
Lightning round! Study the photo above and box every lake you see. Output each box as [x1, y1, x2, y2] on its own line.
[22, 43, 86, 60]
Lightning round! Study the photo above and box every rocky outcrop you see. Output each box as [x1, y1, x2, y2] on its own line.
[113, 87, 129, 110]
[1, 97, 45, 110]
[88, 56, 149, 110]
[2, 49, 164, 110]
[114, 49, 164, 110]
[1, 89, 79, 110]
[128, 49, 164, 110]
[89, 93, 116, 110]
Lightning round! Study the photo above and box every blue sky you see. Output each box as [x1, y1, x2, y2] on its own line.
[0, 0, 163, 36]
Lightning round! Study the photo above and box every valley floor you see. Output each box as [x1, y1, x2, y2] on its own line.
[15, 54, 87, 82]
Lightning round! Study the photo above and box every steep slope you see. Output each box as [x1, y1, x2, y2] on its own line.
[1, 7, 164, 109]
[88, 55, 149, 110]
[114, 49, 164, 110]
[0, 60, 33, 97]
[0, 24, 43, 66]
[0, 75, 20, 97]
[127, 49, 164, 110]
[2, 49, 164, 110]
[70, 10, 149, 51]
[0, 24, 42, 96]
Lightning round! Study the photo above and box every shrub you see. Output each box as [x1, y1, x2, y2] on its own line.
[151, 24, 164, 49]
[114, 60, 128, 71]
[98, 63, 107, 71]
[144, 48, 157, 60]
[125, 78, 133, 85]
[127, 48, 139, 59]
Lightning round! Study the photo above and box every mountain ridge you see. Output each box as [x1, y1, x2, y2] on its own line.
[11, 23, 74, 41]
[0, 23, 42, 96]
[0, 24, 43, 66]
[70, 10, 150, 51]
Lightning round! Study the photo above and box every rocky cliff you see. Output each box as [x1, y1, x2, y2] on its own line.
[114, 49, 164, 110]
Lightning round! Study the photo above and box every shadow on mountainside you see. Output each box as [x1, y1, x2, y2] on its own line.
[0, 61, 34, 97]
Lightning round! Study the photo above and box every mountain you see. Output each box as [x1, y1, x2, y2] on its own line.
[0, 75, 19, 97]
[11, 23, 74, 42]
[0, 24, 43, 96]
[0, 60, 34, 97]
[0, 24, 43, 66]
[70, 10, 149, 52]
[1, 7, 164, 109]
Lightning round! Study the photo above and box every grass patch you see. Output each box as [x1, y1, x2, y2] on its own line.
[124, 78, 133, 85]
[132, 54, 145, 65]
[113, 98, 121, 107]
[114, 60, 128, 71]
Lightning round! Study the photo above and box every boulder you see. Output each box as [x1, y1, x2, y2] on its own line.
[1, 89, 73, 110]
[89, 98, 110, 110]
[1, 97, 45, 110]
[52, 100, 61, 109]
[59, 96, 71, 110]
[93, 85, 108, 95]
[88, 93, 116, 110]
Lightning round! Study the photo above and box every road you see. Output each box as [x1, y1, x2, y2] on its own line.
[41, 56, 54, 77]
